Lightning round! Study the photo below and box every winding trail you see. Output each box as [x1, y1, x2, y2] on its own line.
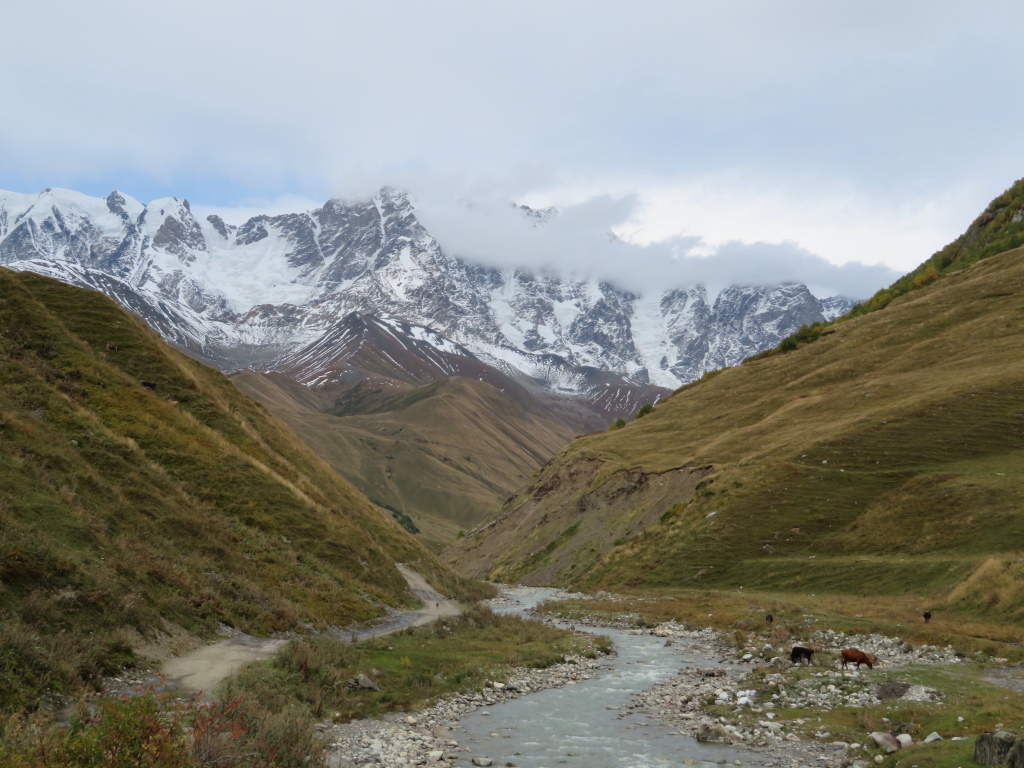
[161, 564, 457, 699]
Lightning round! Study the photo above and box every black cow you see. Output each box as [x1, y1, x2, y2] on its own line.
[790, 646, 815, 664]
[766, 613, 774, 626]
[923, 611, 932, 624]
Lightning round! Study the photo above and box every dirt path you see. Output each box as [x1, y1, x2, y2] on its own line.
[160, 564, 458, 699]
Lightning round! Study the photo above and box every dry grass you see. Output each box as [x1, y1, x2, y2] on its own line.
[233, 372, 596, 548]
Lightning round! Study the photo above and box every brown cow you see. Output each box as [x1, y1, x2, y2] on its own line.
[840, 649, 877, 669]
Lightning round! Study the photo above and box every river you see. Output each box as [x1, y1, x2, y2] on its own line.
[450, 587, 752, 768]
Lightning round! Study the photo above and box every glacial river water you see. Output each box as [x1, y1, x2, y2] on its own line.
[451, 587, 755, 768]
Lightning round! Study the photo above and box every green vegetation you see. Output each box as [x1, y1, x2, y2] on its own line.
[221, 606, 608, 724]
[373, 500, 421, 534]
[0, 269, 487, 713]
[756, 177, 1024, 360]
[635, 403, 654, 419]
[849, 178, 1024, 318]
[608, 418, 626, 431]
[746, 321, 834, 361]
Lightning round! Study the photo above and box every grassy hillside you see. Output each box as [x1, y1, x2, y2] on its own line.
[0, 269, 487, 712]
[232, 371, 599, 548]
[446, 226, 1024, 624]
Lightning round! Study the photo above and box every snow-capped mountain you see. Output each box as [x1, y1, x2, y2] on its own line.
[0, 186, 855, 394]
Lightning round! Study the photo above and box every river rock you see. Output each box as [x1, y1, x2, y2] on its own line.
[923, 731, 942, 744]
[870, 732, 900, 753]
[472, 758, 493, 766]
[896, 733, 913, 748]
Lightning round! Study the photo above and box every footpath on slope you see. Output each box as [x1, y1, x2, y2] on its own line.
[157, 564, 458, 700]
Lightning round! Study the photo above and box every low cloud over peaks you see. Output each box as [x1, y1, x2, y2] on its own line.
[412, 190, 900, 300]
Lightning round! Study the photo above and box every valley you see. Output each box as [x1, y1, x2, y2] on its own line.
[3, 179, 1024, 768]
[0, 186, 848, 542]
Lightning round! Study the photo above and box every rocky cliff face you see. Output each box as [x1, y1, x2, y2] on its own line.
[0, 186, 854, 400]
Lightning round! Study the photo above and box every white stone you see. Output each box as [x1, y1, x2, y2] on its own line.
[869, 732, 900, 753]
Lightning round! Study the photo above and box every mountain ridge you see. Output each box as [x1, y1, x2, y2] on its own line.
[0, 186, 855, 396]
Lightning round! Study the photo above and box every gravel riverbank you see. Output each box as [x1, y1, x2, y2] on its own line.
[322, 652, 605, 767]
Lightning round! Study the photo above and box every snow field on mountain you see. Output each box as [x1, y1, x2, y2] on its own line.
[0, 186, 856, 395]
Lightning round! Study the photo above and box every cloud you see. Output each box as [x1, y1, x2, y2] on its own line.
[1, 0, 1020, 290]
[412, 187, 900, 299]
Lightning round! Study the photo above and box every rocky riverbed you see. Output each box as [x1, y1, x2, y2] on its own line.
[627, 620, 971, 768]
[318, 588, 996, 768]
[322, 652, 605, 767]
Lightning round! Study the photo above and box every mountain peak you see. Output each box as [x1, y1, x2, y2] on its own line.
[0, 185, 855, 391]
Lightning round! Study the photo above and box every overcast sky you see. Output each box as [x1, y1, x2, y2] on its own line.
[5, 1, 1024, 299]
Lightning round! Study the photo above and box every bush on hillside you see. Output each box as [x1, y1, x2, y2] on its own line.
[0, 689, 314, 768]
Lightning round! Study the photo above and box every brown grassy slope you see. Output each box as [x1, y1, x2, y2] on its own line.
[444, 245, 1024, 619]
[232, 371, 596, 547]
[0, 269, 486, 712]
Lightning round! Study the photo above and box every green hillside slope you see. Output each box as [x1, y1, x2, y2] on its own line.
[0, 269, 484, 712]
[446, 208, 1024, 623]
[232, 371, 599, 548]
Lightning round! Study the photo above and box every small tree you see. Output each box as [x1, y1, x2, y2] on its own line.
[635, 403, 654, 419]
[608, 418, 626, 431]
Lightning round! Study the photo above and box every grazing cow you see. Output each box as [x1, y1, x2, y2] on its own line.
[841, 649, 877, 670]
[923, 611, 932, 624]
[790, 646, 814, 664]
[766, 614, 774, 626]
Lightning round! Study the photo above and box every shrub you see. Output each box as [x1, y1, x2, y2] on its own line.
[635, 404, 654, 419]
[0, 689, 312, 768]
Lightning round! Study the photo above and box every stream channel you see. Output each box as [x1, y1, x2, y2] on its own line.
[450, 587, 753, 768]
